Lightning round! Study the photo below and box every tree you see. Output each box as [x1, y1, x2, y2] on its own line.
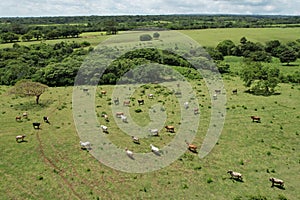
[241, 62, 280, 95]
[9, 80, 48, 104]
[216, 40, 236, 56]
[279, 47, 297, 65]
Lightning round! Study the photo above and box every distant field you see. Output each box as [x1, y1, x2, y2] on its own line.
[1, 27, 300, 49]
[180, 28, 300, 47]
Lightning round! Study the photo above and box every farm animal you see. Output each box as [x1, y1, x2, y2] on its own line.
[269, 177, 284, 187]
[113, 98, 119, 105]
[15, 116, 22, 121]
[232, 89, 237, 94]
[227, 170, 243, 180]
[100, 125, 108, 133]
[165, 125, 175, 133]
[251, 116, 261, 123]
[123, 100, 130, 106]
[80, 141, 91, 150]
[125, 148, 134, 158]
[16, 135, 26, 142]
[43, 116, 50, 124]
[184, 101, 189, 109]
[22, 112, 28, 119]
[131, 136, 140, 144]
[215, 89, 221, 94]
[116, 112, 124, 118]
[150, 144, 160, 153]
[149, 129, 159, 136]
[101, 90, 107, 95]
[121, 115, 127, 123]
[32, 122, 41, 129]
[185, 141, 197, 153]
[137, 99, 144, 105]
[193, 108, 199, 115]
[101, 113, 109, 122]
[213, 93, 217, 100]
[148, 94, 154, 99]
[83, 88, 89, 92]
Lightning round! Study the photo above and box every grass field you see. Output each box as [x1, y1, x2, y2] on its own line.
[180, 28, 300, 47]
[0, 75, 299, 199]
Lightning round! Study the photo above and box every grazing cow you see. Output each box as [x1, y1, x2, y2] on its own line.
[137, 99, 144, 105]
[43, 116, 50, 124]
[100, 125, 108, 133]
[80, 141, 91, 150]
[269, 177, 284, 187]
[15, 116, 22, 121]
[185, 141, 197, 153]
[16, 135, 26, 142]
[215, 89, 221, 94]
[149, 129, 159, 136]
[251, 116, 261, 123]
[213, 93, 217, 100]
[132, 136, 140, 144]
[101, 113, 109, 122]
[121, 115, 127, 123]
[123, 100, 130, 106]
[148, 94, 154, 99]
[184, 102, 189, 109]
[116, 112, 124, 118]
[32, 122, 41, 129]
[125, 148, 134, 158]
[101, 90, 107, 95]
[227, 170, 243, 181]
[113, 98, 119, 105]
[232, 89, 237, 94]
[83, 88, 89, 92]
[193, 108, 199, 115]
[22, 112, 28, 119]
[150, 144, 160, 154]
[165, 125, 175, 133]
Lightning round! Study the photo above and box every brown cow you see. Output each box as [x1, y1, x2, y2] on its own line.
[165, 125, 175, 133]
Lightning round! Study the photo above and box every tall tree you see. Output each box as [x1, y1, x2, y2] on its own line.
[9, 80, 48, 104]
[241, 62, 280, 95]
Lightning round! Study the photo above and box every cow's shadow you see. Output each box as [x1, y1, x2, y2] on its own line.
[272, 185, 285, 190]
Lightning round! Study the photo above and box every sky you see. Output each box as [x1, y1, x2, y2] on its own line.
[0, 0, 299, 17]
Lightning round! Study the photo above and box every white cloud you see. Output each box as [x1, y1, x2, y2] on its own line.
[0, 0, 299, 17]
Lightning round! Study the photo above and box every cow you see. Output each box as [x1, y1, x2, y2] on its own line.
[113, 98, 119, 105]
[43, 116, 50, 124]
[33, 122, 41, 129]
[227, 170, 243, 181]
[16, 135, 26, 142]
[116, 112, 124, 118]
[15, 116, 22, 121]
[101, 90, 107, 95]
[232, 89, 237, 94]
[251, 116, 261, 123]
[165, 125, 175, 133]
[269, 177, 284, 188]
[137, 99, 144, 105]
[148, 94, 154, 99]
[215, 89, 221, 94]
[123, 100, 130, 106]
[193, 108, 199, 115]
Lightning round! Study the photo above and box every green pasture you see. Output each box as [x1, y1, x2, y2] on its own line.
[0, 76, 299, 199]
[180, 28, 300, 47]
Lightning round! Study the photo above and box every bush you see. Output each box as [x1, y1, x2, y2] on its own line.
[140, 34, 152, 41]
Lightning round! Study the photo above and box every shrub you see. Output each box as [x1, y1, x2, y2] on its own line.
[140, 34, 152, 41]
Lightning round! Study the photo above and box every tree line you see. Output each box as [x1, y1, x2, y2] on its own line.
[1, 15, 300, 43]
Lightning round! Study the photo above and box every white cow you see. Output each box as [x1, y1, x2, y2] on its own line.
[184, 101, 189, 109]
[100, 125, 108, 133]
[149, 129, 159, 136]
[121, 115, 127, 123]
[80, 141, 91, 150]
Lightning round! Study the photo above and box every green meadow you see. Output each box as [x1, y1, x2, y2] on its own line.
[0, 27, 299, 199]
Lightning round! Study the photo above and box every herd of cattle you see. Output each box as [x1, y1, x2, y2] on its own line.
[14, 88, 284, 189]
